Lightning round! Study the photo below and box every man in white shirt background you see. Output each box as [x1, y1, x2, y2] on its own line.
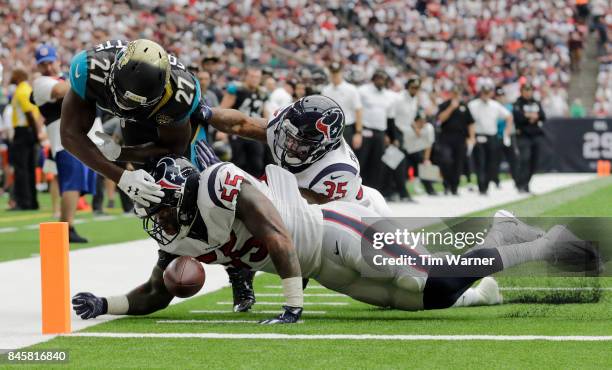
[467, 82, 513, 195]
[385, 77, 424, 200]
[31, 44, 95, 242]
[321, 62, 363, 151]
[357, 70, 396, 191]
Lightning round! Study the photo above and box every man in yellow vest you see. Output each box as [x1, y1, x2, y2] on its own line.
[9, 68, 44, 210]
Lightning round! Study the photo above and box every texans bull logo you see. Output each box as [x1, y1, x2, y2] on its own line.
[315, 108, 343, 141]
[155, 157, 186, 190]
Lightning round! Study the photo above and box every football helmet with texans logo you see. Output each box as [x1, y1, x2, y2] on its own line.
[137, 155, 200, 245]
[272, 95, 345, 168]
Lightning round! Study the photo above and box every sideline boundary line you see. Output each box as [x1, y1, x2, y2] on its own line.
[67, 333, 612, 341]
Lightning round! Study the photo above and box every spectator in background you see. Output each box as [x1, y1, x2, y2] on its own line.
[514, 83, 546, 193]
[542, 83, 569, 117]
[570, 98, 587, 117]
[8, 68, 43, 210]
[266, 78, 293, 117]
[569, 30, 584, 72]
[200, 54, 223, 101]
[403, 111, 436, 196]
[220, 67, 268, 177]
[358, 70, 395, 191]
[437, 86, 475, 195]
[494, 88, 519, 188]
[321, 62, 363, 150]
[386, 77, 425, 198]
[468, 83, 513, 195]
[32, 44, 94, 242]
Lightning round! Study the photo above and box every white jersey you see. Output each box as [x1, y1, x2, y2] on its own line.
[160, 163, 324, 277]
[266, 110, 391, 216]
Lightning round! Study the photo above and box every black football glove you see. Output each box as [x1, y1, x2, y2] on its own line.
[195, 140, 221, 171]
[72, 292, 108, 320]
[259, 305, 303, 324]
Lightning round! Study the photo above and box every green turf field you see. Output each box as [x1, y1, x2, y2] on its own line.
[12, 176, 609, 369]
[0, 193, 147, 262]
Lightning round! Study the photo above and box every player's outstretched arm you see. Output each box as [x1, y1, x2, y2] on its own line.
[60, 89, 124, 183]
[235, 182, 304, 324]
[72, 265, 174, 319]
[208, 107, 267, 142]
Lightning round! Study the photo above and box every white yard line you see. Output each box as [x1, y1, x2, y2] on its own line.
[256, 293, 345, 297]
[0, 239, 230, 350]
[157, 320, 304, 324]
[216, 301, 349, 306]
[265, 285, 326, 289]
[500, 287, 612, 291]
[189, 310, 327, 314]
[67, 332, 612, 341]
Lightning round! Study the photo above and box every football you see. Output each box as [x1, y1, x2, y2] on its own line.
[163, 256, 205, 298]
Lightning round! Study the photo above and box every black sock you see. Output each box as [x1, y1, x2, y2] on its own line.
[423, 248, 504, 309]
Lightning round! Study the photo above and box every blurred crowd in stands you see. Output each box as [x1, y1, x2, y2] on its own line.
[0, 0, 611, 222]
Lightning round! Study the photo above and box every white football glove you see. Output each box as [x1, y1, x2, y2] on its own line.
[117, 169, 165, 207]
[95, 132, 121, 161]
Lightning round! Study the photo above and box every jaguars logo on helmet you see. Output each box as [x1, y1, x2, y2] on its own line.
[273, 95, 345, 168]
[108, 39, 171, 115]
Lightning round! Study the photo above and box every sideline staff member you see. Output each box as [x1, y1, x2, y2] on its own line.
[436, 86, 475, 195]
[468, 83, 512, 195]
[513, 83, 546, 193]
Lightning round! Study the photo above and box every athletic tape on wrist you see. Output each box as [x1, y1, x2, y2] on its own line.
[281, 277, 304, 307]
[106, 295, 129, 315]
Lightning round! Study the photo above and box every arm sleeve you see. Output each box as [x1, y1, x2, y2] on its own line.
[226, 83, 238, 95]
[352, 85, 363, 110]
[69, 50, 89, 100]
[32, 77, 59, 106]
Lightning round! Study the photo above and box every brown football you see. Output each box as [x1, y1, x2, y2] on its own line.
[163, 256, 206, 298]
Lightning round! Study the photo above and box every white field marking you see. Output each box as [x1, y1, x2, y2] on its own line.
[23, 224, 39, 230]
[0, 227, 19, 233]
[92, 215, 117, 222]
[72, 218, 86, 224]
[216, 301, 348, 306]
[256, 293, 345, 298]
[67, 333, 612, 341]
[189, 310, 327, 314]
[500, 287, 612, 291]
[265, 285, 326, 289]
[157, 320, 304, 324]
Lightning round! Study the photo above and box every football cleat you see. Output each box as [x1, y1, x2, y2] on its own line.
[542, 225, 602, 273]
[259, 306, 303, 324]
[480, 210, 544, 249]
[476, 277, 503, 305]
[227, 267, 256, 312]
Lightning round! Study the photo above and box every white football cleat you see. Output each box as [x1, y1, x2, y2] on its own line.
[476, 277, 503, 305]
[480, 210, 545, 249]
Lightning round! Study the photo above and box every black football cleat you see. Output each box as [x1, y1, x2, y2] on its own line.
[227, 267, 256, 312]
